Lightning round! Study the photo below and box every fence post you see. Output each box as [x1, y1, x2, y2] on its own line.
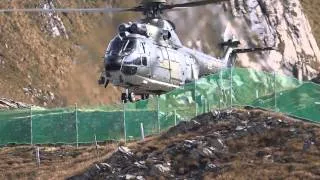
[140, 123, 145, 141]
[230, 67, 233, 108]
[157, 95, 161, 133]
[30, 106, 33, 146]
[219, 70, 222, 111]
[75, 103, 79, 148]
[273, 72, 277, 112]
[36, 146, 40, 167]
[194, 80, 197, 116]
[174, 110, 177, 126]
[123, 101, 127, 143]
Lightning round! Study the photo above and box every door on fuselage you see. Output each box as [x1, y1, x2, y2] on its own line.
[151, 46, 170, 83]
[167, 49, 183, 85]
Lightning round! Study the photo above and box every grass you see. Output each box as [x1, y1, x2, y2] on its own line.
[0, 144, 117, 180]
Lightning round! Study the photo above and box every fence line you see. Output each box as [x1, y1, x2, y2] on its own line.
[0, 68, 319, 145]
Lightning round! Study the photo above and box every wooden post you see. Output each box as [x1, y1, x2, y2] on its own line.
[36, 146, 40, 167]
[94, 134, 99, 158]
[140, 123, 145, 141]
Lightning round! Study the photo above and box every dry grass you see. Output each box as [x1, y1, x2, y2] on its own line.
[0, 144, 118, 180]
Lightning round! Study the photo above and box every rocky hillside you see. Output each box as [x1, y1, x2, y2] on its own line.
[0, 0, 138, 107]
[169, 0, 320, 80]
[70, 109, 320, 179]
[0, 0, 319, 107]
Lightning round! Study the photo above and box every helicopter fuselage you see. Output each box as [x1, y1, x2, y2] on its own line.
[102, 19, 231, 96]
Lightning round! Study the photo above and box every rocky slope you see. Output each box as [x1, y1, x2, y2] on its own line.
[168, 0, 320, 80]
[70, 109, 320, 179]
[0, 0, 319, 107]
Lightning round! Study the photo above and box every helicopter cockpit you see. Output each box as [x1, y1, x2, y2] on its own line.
[106, 37, 137, 55]
[105, 36, 148, 76]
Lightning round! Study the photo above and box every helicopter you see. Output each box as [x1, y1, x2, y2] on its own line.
[0, 0, 275, 103]
[97, 0, 275, 102]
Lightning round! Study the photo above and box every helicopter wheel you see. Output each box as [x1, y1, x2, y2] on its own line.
[128, 92, 136, 102]
[141, 94, 150, 100]
[121, 93, 128, 103]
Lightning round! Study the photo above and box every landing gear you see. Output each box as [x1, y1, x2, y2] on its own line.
[141, 94, 150, 100]
[121, 90, 136, 103]
[121, 93, 128, 103]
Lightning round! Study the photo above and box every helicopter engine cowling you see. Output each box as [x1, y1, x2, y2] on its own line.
[129, 23, 148, 37]
[118, 23, 131, 37]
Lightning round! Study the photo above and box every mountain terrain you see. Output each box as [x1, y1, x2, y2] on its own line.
[0, 0, 319, 107]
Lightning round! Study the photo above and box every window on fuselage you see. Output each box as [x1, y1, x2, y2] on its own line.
[122, 39, 136, 53]
[107, 38, 137, 55]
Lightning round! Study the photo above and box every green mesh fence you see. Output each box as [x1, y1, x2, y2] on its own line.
[0, 68, 319, 145]
[0, 109, 31, 145]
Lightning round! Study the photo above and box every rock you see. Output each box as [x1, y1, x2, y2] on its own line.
[0, 98, 30, 109]
[118, 146, 133, 156]
[98, 163, 112, 172]
[134, 161, 147, 169]
[40, 0, 68, 39]
[70, 109, 320, 179]
[199, 147, 214, 158]
[151, 164, 171, 176]
[311, 74, 320, 84]
[125, 174, 136, 180]
[136, 176, 145, 180]
[236, 126, 246, 131]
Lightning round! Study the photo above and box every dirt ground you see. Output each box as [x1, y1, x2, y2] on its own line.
[0, 144, 118, 180]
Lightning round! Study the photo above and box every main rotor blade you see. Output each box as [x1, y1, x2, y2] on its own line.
[164, 0, 229, 10]
[0, 7, 129, 13]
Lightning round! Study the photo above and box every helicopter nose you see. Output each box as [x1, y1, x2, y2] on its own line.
[105, 55, 122, 71]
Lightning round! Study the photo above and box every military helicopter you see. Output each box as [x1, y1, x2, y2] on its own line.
[97, 0, 275, 102]
[1, 0, 275, 102]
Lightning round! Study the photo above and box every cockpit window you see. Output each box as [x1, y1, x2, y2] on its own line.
[106, 37, 137, 55]
[107, 37, 125, 54]
[123, 40, 136, 53]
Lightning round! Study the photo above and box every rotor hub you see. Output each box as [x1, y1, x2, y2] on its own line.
[140, 0, 167, 4]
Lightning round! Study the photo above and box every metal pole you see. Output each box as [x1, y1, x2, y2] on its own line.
[140, 123, 145, 141]
[195, 83, 198, 116]
[36, 146, 40, 167]
[274, 72, 277, 112]
[75, 103, 79, 148]
[157, 95, 160, 133]
[123, 101, 127, 143]
[30, 106, 33, 146]
[230, 67, 233, 108]
[219, 70, 222, 110]
[174, 110, 177, 126]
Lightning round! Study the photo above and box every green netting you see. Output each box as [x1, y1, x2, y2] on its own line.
[0, 109, 31, 145]
[32, 108, 76, 144]
[77, 110, 124, 143]
[0, 68, 319, 145]
[252, 82, 320, 121]
[125, 98, 158, 140]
